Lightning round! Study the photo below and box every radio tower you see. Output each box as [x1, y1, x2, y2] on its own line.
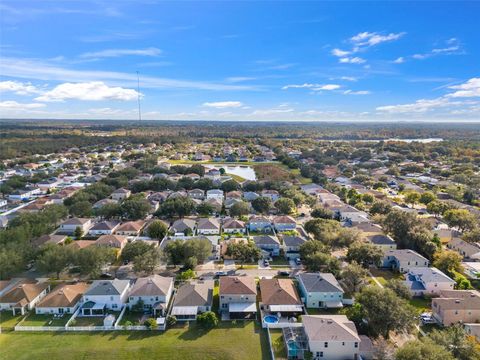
[136, 70, 142, 121]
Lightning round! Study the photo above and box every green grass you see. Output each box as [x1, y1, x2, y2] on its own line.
[269, 257, 290, 266]
[226, 173, 247, 182]
[0, 311, 26, 330]
[0, 321, 270, 360]
[306, 308, 342, 316]
[119, 311, 144, 326]
[408, 297, 431, 314]
[212, 282, 220, 313]
[21, 313, 70, 327]
[270, 329, 287, 360]
[70, 316, 106, 326]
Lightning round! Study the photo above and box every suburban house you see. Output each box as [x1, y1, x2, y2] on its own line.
[220, 237, 249, 259]
[464, 323, 480, 342]
[273, 215, 297, 232]
[297, 273, 344, 309]
[447, 238, 480, 260]
[88, 221, 120, 236]
[32, 234, 68, 248]
[93, 198, 118, 210]
[283, 236, 306, 259]
[171, 218, 196, 235]
[366, 234, 397, 251]
[205, 197, 223, 212]
[171, 280, 214, 321]
[206, 189, 224, 201]
[196, 218, 221, 235]
[243, 191, 260, 202]
[80, 279, 131, 315]
[259, 278, 303, 315]
[463, 262, 480, 279]
[222, 218, 246, 234]
[404, 267, 456, 297]
[0, 280, 50, 315]
[35, 282, 89, 315]
[58, 218, 92, 235]
[68, 240, 96, 250]
[188, 188, 205, 200]
[219, 276, 257, 319]
[111, 188, 131, 201]
[95, 234, 128, 250]
[248, 216, 272, 232]
[302, 315, 361, 360]
[225, 191, 242, 201]
[128, 275, 174, 316]
[382, 249, 429, 273]
[253, 235, 281, 257]
[261, 189, 280, 202]
[432, 290, 480, 326]
[115, 220, 146, 236]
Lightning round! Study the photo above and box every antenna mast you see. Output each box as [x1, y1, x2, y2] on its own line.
[136, 70, 142, 121]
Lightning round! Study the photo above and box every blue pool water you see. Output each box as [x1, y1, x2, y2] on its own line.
[263, 315, 279, 324]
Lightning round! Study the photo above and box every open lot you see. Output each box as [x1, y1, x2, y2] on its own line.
[0, 321, 269, 360]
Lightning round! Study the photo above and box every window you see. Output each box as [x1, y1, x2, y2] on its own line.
[319, 352, 323, 357]
[324, 342, 328, 348]
[342, 342, 345, 346]
[354, 342, 358, 348]
[112, 304, 118, 309]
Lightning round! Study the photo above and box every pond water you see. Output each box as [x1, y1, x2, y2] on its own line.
[204, 164, 257, 181]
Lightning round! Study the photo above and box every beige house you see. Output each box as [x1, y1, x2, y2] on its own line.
[128, 275, 174, 316]
[95, 234, 128, 250]
[303, 315, 361, 360]
[59, 218, 92, 235]
[259, 278, 303, 314]
[116, 220, 146, 236]
[35, 282, 89, 315]
[171, 280, 214, 321]
[432, 290, 480, 326]
[447, 238, 480, 260]
[0, 280, 50, 315]
[111, 188, 131, 201]
[219, 276, 257, 319]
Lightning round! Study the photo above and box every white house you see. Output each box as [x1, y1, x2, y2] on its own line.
[88, 221, 120, 236]
[196, 218, 221, 235]
[382, 249, 429, 273]
[111, 188, 131, 201]
[206, 189, 224, 201]
[0, 280, 50, 315]
[128, 275, 174, 316]
[303, 315, 361, 360]
[80, 279, 131, 315]
[404, 267, 456, 297]
[59, 218, 92, 235]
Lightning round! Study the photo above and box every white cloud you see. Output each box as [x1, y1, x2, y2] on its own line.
[225, 76, 256, 83]
[412, 39, 463, 60]
[331, 48, 350, 57]
[393, 57, 405, 64]
[339, 57, 366, 64]
[80, 47, 162, 59]
[0, 80, 41, 95]
[251, 107, 295, 116]
[35, 81, 139, 102]
[447, 78, 480, 98]
[1, 57, 254, 91]
[340, 76, 358, 81]
[202, 101, 243, 108]
[282, 83, 341, 91]
[376, 97, 457, 113]
[343, 90, 371, 95]
[0, 100, 45, 110]
[350, 31, 405, 47]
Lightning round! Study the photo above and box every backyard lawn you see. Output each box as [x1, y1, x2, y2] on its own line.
[408, 297, 432, 314]
[0, 321, 270, 360]
[270, 329, 287, 360]
[0, 311, 26, 330]
[369, 268, 404, 286]
[118, 311, 145, 326]
[21, 313, 71, 327]
[71, 316, 107, 326]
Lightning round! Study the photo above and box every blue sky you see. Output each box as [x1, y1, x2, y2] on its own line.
[0, 0, 479, 121]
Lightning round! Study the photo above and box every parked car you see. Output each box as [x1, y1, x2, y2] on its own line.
[263, 259, 270, 267]
[100, 272, 113, 279]
[295, 258, 302, 265]
[215, 271, 227, 277]
[419, 312, 436, 325]
[277, 270, 290, 276]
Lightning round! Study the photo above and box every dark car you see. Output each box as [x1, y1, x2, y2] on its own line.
[277, 270, 290, 277]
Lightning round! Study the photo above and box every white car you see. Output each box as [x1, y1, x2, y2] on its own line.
[419, 312, 436, 325]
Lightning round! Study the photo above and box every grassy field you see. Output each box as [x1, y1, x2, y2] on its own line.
[408, 297, 432, 314]
[118, 311, 144, 326]
[21, 313, 70, 327]
[0, 311, 26, 330]
[0, 322, 269, 360]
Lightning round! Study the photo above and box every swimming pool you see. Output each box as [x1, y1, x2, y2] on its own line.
[263, 315, 279, 324]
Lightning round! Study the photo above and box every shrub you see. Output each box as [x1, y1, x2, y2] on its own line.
[144, 318, 158, 330]
[197, 311, 218, 329]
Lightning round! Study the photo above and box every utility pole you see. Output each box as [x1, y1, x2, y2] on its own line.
[136, 70, 142, 121]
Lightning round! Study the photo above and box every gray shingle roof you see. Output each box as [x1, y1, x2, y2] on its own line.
[298, 273, 344, 293]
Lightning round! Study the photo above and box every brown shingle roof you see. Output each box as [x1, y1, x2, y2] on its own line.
[0, 281, 49, 304]
[95, 234, 128, 248]
[259, 278, 301, 305]
[220, 276, 257, 295]
[36, 283, 88, 308]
